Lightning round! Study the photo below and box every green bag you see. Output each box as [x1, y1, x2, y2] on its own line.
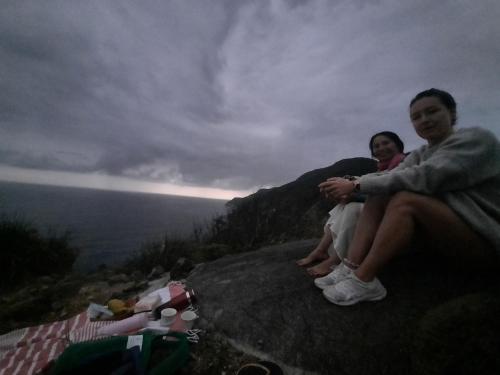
[49, 332, 189, 375]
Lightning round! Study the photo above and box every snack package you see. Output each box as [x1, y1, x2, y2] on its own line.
[134, 294, 161, 313]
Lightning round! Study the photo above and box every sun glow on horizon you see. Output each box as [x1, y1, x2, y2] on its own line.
[0, 165, 254, 201]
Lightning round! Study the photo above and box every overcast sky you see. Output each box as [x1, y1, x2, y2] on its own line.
[1, 0, 499, 200]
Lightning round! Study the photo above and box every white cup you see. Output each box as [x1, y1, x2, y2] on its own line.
[180, 310, 198, 330]
[160, 308, 177, 326]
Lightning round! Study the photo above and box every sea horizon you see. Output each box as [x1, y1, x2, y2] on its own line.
[0, 177, 232, 201]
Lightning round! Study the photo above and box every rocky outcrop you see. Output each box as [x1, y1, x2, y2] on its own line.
[208, 158, 377, 251]
[187, 240, 500, 375]
[3, 240, 498, 374]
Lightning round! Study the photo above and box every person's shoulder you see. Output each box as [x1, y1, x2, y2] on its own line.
[453, 127, 499, 143]
[407, 143, 428, 156]
[446, 127, 500, 158]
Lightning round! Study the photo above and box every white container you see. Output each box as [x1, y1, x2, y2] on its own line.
[160, 308, 177, 326]
[180, 310, 198, 330]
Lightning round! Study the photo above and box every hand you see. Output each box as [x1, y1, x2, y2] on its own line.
[318, 177, 355, 200]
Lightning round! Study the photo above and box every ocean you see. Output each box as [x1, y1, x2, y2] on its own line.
[0, 181, 227, 271]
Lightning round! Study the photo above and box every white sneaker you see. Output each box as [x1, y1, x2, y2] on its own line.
[314, 263, 352, 290]
[322, 273, 387, 306]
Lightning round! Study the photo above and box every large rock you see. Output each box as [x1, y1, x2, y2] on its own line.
[187, 240, 500, 375]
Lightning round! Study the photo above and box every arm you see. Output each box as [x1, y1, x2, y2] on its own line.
[360, 128, 500, 195]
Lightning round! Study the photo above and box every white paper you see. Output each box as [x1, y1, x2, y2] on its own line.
[148, 287, 171, 304]
[138, 320, 170, 334]
[126, 335, 143, 351]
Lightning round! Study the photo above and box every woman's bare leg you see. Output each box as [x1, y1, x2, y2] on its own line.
[355, 192, 495, 282]
[344, 195, 391, 267]
[296, 229, 331, 266]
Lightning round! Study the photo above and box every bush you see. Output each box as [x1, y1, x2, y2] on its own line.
[123, 235, 195, 274]
[0, 216, 79, 290]
[123, 233, 234, 275]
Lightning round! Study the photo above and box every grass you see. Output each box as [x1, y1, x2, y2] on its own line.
[0, 215, 79, 291]
[0, 211, 238, 291]
[0, 203, 254, 291]
[122, 234, 234, 275]
[121, 214, 241, 274]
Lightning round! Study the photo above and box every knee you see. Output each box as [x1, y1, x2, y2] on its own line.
[364, 194, 390, 210]
[386, 191, 423, 215]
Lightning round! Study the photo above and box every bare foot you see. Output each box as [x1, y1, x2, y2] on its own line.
[296, 247, 328, 267]
[307, 257, 340, 277]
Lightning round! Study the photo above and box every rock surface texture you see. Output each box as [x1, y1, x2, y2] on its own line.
[188, 240, 500, 375]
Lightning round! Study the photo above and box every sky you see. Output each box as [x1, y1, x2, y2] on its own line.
[1, 0, 500, 200]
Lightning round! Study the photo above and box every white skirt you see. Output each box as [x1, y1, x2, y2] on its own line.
[325, 202, 364, 259]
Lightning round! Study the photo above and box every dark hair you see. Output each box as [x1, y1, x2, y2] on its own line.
[369, 131, 404, 156]
[409, 88, 457, 126]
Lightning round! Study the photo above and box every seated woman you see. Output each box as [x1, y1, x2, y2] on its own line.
[317, 88, 500, 305]
[297, 131, 405, 277]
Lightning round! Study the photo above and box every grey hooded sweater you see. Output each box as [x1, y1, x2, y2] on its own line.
[358, 127, 500, 252]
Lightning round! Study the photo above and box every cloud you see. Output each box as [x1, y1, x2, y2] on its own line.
[1, 0, 500, 195]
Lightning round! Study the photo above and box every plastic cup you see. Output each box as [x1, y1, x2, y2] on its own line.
[180, 310, 198, 330]
[160, 308, 177, 326]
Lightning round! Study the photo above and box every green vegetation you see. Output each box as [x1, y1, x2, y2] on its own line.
[0, 216, 79, 291]
[122, 234, 233, 275]
[0, 212, 234, 291]
[123, 188, 318, 274]
[121, 215, 237, 274]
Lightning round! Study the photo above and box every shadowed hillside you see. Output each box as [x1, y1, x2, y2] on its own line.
[207, 157, 377, 251]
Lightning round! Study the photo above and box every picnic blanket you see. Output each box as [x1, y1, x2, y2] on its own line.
[0, 282, 186, 375]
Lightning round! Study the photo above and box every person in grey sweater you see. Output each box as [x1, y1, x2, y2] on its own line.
[316, 88, 500, 305]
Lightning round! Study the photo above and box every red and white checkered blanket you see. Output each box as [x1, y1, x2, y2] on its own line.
[0, 283, 185, 375]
